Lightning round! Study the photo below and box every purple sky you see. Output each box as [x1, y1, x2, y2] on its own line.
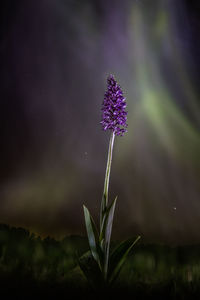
[0, 0, 200, 244]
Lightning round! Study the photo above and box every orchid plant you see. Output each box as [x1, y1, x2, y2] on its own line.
[79, 75, 140, 287]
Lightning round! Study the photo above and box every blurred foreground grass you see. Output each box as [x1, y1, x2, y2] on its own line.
[1, 224, 200, 299]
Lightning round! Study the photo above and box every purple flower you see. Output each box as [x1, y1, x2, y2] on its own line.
[100, 74, 128, 136]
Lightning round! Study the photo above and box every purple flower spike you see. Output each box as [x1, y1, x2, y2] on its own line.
[100, 74, 128, 136]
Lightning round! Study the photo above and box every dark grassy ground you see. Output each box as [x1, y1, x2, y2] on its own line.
[1, 224, 200, 299]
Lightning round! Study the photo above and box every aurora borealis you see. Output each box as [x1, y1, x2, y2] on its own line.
[0, 0, 200, 244]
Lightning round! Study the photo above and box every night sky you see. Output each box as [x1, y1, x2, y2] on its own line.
[0, 0, 200, 244]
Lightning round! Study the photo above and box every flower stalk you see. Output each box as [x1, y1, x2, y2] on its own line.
[100, 131, 115, 229]
[100, 131, 115, 279]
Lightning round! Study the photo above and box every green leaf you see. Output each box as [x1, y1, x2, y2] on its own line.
[104, 196, 117, 250]
[83, 205, 100, 265]
[100, 194, 107, 228]
[108, 236, 141, 284]
[78, 251, 104, 288]
[99, 196, 117, 278]
[100, 196, 117, 245]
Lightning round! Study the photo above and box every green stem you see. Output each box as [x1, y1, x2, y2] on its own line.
[100, 132, 115, 229]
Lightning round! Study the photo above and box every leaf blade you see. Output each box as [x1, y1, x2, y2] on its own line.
[108, 235, 141, 284]
[105, 196, 117, 250]
[99, 196, 117, 244]
[83, 205, 100, 265]
[78, 251, 104, 287]
[99, 196, 117, 278]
